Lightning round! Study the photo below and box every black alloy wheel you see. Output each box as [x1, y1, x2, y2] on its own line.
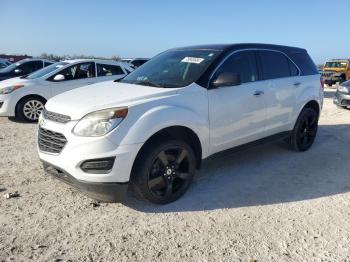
[290, 108, 319, 152]
[134, 139, 196, 204]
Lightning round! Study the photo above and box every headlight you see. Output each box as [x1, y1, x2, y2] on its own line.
[0, 84, 24, 94]
[72, 107, 128, 137]
[338, 85, 349, 93]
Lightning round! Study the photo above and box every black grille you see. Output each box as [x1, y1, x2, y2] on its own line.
[42, 108, 71, 124]
[38, 128, 67, 154]
[321, 71, 334, 78]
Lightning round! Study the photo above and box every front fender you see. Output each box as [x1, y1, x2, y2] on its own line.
[109, 104, 210, 158]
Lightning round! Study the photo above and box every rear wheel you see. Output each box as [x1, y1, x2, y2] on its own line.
[289, 108, 319, 152]
[16, 97, 45, 122]
[133, 139, 196, 204]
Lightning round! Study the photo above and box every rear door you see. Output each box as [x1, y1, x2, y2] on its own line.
[47, 62, 97, 98]
[208, 50, 268, 154]
[96, 63, 126, 82]
[257, 50, 301, 135]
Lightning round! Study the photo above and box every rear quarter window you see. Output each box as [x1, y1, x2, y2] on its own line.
[289, 52, 319, 76]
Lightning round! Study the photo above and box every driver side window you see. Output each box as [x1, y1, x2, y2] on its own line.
[17, 61, 43, 74]
[51, 62, 95, 81]
[216, 51, 258, 84]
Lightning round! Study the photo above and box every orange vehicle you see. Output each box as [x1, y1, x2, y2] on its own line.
[321, 59, 350, 86]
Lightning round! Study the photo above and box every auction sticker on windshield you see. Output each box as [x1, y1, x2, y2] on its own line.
[181, 57, 204, 64]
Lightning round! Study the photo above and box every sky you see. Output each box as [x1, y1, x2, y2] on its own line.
[1, 0, 349, 64]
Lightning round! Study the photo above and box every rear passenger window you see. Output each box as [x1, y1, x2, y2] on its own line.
[216, 51, 258, 84]
[131, 60, 147, 67]
[97, 64, 124, 76]
[259, 51, 291, 80]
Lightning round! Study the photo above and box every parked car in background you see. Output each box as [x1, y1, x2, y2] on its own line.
[38, 43, 323, 204]
[0, 59, 134, 122]
[120, 58, 149, 68]
[0, 58, 54, 81]
[0, 59, 12, 69]
[334, 79, 350, 109]
[321, 59, 350, 86]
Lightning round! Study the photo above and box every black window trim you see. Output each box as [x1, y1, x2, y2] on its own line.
[208, 48, 301, 88]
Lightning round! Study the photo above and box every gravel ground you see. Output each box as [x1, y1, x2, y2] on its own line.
[0, 88, 350, 261]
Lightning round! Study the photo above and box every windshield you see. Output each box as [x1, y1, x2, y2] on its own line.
[324, 61, 348, 69]
[25, 62, 68, 79]
[121, 49, 221, 88]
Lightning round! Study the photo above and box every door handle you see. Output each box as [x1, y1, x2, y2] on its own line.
[294, 82, 301, 87]
[253, 90, 264, 97]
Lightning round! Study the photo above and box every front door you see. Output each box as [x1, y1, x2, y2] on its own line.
[49, 62, 96, 97]
[208, 50, 267, 154]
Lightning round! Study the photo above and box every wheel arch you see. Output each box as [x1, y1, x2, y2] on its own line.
[301, 100, 320, 118]
[132, 125, 203, 174]
[15, 94, 47, 117]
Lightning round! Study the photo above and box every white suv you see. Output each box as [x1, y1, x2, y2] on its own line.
[37, 44, 323, 204]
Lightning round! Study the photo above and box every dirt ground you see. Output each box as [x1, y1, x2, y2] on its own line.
[0, 88, 349, 261]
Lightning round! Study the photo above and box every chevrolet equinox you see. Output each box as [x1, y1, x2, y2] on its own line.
[37, 44, 323, 204]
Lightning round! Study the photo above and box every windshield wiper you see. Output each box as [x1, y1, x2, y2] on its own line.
[114, 75, 127, 82]
[133, 80, 163, 87]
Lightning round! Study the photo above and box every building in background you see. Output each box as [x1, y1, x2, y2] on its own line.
[0, 54, 32, 62]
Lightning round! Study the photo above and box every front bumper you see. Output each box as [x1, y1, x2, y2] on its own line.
[37, 116, 143, 183]
[333, 91, 350, 107]
[42, 161, 128, 202]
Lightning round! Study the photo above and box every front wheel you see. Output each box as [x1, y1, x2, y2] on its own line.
[16, 97, 45, 122]
[289, 108, 319, 152]
[133, 139, 196, 204]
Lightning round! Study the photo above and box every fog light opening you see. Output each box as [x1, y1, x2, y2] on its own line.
[80, 157, 115, 174]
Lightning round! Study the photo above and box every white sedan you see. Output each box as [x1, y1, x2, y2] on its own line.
[0, 59, 133, 122]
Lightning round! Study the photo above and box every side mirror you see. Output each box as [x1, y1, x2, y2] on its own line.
[53, 74, 65, 81]
[14, 69, 22, 74]
[211, 72, 241, 88]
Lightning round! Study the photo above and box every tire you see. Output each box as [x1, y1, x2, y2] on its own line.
[16, 96, 45, 122]
[288, 107, 319, 152]
[132, 139, 196, 204]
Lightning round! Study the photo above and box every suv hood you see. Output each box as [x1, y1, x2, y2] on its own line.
[45, 81, 180, 120]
